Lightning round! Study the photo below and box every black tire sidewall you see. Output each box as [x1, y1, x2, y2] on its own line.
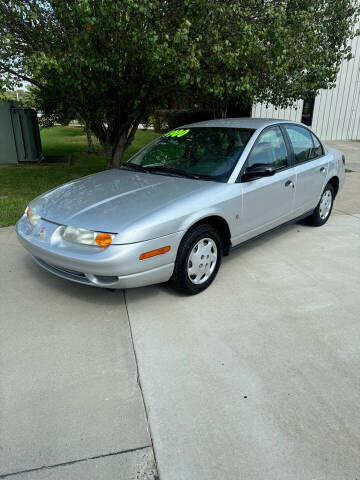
[171, 225, 222, 294]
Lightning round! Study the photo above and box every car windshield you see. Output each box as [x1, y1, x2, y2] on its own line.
[125, 127, 255, 182]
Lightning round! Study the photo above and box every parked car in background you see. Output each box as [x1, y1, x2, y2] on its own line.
[16, 118, 345, 294]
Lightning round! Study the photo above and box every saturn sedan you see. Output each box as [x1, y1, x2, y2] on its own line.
[16, 118, 345, 294]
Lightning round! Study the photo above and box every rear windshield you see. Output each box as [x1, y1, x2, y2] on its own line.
[128, 127, 255, 182]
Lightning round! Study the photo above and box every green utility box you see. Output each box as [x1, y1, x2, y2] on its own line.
[0, 100, 43, 165]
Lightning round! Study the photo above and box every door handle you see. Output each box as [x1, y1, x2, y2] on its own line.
[320, 167, 326, 173]
[285, 180, 294, 188]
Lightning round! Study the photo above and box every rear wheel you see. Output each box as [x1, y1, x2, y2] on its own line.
[170, 224, 222, 294]
[308, 183, 334, 226]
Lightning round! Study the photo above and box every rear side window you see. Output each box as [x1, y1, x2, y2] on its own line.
[284, 125, 322, 163]
[247, 126, 288, 170]
[311, 133, 323, 157]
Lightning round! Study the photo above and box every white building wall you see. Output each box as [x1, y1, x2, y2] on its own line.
[251, 33, 360, 141]
[252, 100, 303, 122]
[312, 34, 360, 140]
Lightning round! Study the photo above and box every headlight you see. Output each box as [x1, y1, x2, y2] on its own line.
[60, 225, 114, 247]
[25, 206, 40, 226]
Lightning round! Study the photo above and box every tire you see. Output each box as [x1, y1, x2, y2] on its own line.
[170, 224, 222, 294]
[308, 182, 334, 226]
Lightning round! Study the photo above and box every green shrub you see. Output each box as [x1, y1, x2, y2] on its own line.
[152, 109, 213, 133]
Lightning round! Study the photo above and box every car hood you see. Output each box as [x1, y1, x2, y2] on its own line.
[31, 169, 217, 239]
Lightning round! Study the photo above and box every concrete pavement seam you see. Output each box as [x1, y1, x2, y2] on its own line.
[0, 445, 153, 479]
[333, 208, 360, 220]
[123, 290, 160, 480]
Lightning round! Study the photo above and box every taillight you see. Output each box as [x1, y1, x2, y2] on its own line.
[342, 154, 345, 165]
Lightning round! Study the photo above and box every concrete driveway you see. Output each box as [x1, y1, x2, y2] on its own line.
[0, 236, 157, 478]
[1, 141, 359, 479]
[327, 140, 360, 173]
[126, 171, 360, 480]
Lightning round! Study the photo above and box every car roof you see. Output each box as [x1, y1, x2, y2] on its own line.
[182, 117, 303, 130]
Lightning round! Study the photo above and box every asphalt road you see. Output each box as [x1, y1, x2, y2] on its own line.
[0, 141, 359, 479]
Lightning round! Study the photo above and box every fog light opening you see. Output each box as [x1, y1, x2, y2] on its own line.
[86, 273, 119, 285]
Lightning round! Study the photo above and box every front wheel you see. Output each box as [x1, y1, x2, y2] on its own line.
[308, 183, 334, 226]
[170, 224, 222, 294]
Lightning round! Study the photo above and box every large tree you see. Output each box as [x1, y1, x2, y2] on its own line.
[186, 0, 359, 117]
[0, 1, 195, 167]
[0, 1, 358, 167]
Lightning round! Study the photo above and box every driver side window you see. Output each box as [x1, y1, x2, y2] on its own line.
[247, 126, 288, 170]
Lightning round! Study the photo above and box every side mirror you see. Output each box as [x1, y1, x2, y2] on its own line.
[242, 164, 276, 181]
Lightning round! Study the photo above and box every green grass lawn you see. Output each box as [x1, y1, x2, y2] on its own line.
[0, 126, 159, 227]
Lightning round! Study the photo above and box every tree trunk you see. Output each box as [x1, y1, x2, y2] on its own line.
[212, 104, 227, 119]
[85, 123, 95, 153]
[104, 119, 141, 169]
[105, 132, 127, 169]
[105, 145, 113, 169]
[112, 134, 127, 169]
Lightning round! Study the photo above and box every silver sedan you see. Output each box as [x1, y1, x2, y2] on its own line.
[16, 118, 345, 294]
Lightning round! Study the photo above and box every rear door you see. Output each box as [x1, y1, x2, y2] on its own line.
[283, 125, 329, 216]
[234, 125, 296, 242]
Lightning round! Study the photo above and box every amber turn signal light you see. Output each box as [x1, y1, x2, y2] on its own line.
[139, 245, 171, 260]
[95, 233, 113, 247]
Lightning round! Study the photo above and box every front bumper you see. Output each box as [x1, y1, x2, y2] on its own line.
[16, 215, 182, 289]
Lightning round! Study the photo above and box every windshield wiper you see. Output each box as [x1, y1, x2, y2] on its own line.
[145, 165, 214, 181]
[121, 162, 149, 173]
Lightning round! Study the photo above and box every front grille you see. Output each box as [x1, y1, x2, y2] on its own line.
[52, 264, 86, 278]
[34, 257, 90, 283]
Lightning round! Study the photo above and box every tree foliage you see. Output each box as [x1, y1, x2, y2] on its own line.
[0, 0, 358, 167]
[185, 0, 359, 116]
[0, 1, 195, 167]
